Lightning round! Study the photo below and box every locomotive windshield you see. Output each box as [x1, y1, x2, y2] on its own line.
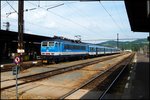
[42, 42, 47, 46]
[42, 41, 54, 47]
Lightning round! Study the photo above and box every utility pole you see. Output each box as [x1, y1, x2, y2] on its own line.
[14, 1, 24, 99]
[18, 0, 24, 71]
[18, 0, 24, 55]
[117, 33, 119, 48]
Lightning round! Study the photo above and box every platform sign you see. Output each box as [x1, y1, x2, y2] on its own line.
[14, 56, 21, 65]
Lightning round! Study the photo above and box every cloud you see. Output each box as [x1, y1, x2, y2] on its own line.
[1, 1, 149, 43]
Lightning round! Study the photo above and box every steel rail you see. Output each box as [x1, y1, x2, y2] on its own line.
[1, 54, 123, 90]
[98, 53, 134, 99]
[59, 53, 132, 99]
[18, 54, 122, 81]
[0, 54, 119, 72]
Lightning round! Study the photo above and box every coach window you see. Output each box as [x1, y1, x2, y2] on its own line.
[74, 45, 76, 50]
[82, 46, 85, 50]
[77, 45, 79, 50]
[80, 46, 82, 50]
[66, 45, 69, 49]
[68, 45, 70, 49]
[64, 44, 68, 49]
[73, 45, 75, 50]
[64, 45, 66, 49]
[70, 45, 73, 49]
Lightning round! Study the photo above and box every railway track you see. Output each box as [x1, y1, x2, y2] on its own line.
[1, 54, 123, 83]
[1, 53, 124, 90]
[0, 60, 42, 72]
[1, 53, 132, 99]
[98, 53, 134, 99]
[0, 54, 119, 72]
[64, 53, 135, 99]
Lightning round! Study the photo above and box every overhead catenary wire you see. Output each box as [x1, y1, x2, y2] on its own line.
[1, 1, 43, 32]
[113, 1, 125, 30]
[99, 1, 124, 34]
[43, 1, 76, 8]
[3, 1, 102, 39]
[2, 8, 85, 38]
[47, 3, 64, 10]
[6, 1, 18, 17]
[2, 1, 141, 42]
[64, 3, 107, 39]
[112, 1, 131, 38]
[1, 16, 64, 35]
[27, 1, 101, 35]
[99, 1, 133, 43]
[65, 2, 133, 41]
[4, 1, 122, 35]
[1, 2, 8, 10]
[6, 7, 38, 17]
[2, 2, 65, 34]
[26, 1, 86, 37]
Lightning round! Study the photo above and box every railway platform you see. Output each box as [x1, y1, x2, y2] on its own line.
[122, 53, 149, 99]
[103, 53, 149, 99]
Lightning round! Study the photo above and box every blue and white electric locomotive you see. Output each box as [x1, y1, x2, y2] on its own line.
[41, 38, 88, 63]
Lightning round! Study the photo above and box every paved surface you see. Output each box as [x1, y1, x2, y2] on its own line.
[104, 53, 149, 99]
[129, 53, 149, 99]
[67, 53, 149, 99]
[105, 54, 149, 99]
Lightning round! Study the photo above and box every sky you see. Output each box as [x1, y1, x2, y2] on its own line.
[1, 1, 149, 43]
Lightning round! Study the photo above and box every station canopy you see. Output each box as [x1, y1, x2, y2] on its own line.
[125, 0, 149, 32]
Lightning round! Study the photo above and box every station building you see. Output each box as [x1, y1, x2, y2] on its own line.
[0, 30, 51, 63]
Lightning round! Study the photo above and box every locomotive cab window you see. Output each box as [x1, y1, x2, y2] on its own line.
[42, 42, 48, 46]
